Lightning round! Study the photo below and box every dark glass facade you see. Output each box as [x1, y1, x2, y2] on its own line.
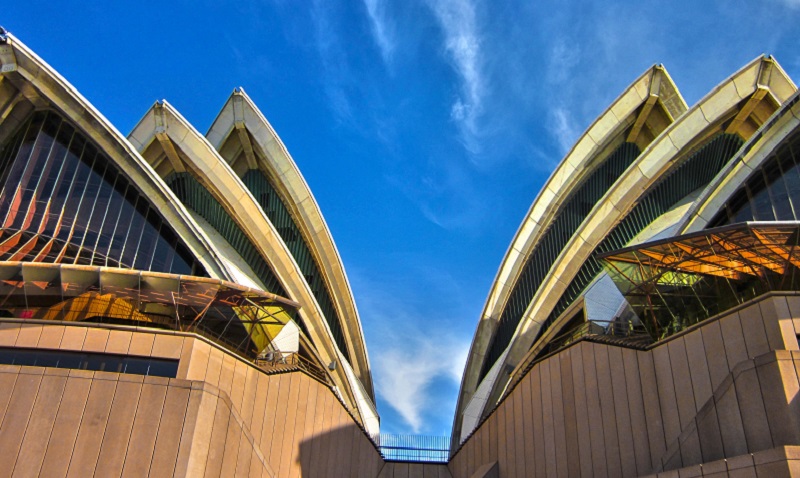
[166, 172, 287, 295]
[165, 172, 315, 341]
[709, 128, 800, 226]
[167, 168, 353, 364]
[0, 111, 205, 275]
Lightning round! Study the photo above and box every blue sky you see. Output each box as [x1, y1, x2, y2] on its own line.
[5, 0, 800, 435]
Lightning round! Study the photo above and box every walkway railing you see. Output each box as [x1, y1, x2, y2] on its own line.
[378, 434, 450, 463]
[547, 319, 652, 353]
[254, 352, 330, 385]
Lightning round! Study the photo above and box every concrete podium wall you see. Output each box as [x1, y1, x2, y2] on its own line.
[449, 293, 800, 477]
[0, 366, 274, 478]
[0, 321, 384, 478]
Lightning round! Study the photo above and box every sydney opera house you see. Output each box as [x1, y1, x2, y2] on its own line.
[3, 26, 800, 477]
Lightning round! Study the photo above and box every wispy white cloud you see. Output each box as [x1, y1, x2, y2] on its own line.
[776, 0, 800, 8]
[547, 38, 581, 84]
[543, 35, 584, 155]
[548, 106, 580, 155]
[363, 0, 395, 64]
[425, 0, 484, 154]
[351, 263, 474, 433]
[310, 0, 355, 124]
[373, 334, 468, 432]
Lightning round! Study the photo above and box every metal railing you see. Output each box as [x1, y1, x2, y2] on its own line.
[378, 434, 450, 463]
[255, 352, 331, 385]
[547, 319, 652, 353]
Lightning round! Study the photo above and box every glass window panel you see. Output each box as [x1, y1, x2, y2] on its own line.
[748, 175, 775, 221]
[133, 207, 160, 270]
[0, 347, 178, 377]
[28, 119, 66, 232]
[0, 112, 44, 207]
[34, 351, 62, 368]
[781, 151, 800, 220]
[107, 184, 137, 265]
[84, 354, 110, 372]
[767, 160, 793, 220]
[38, 121, 74, 200]
[25, 112, 59, 180]
[120, 195, 147, 267]
[91, 169, 121, 264]
[71, 151, 105, 247]
[0, 118, 30, 194]
[123, 357, 151, 375]
[56, 149, 95, 244]
[0, 349, 16, 365]
[43, 138, 82, 238]
[13, 350, 37, 366]
[9, 124, 55, 230]
[146, 359, 179, 378]
[82, 163, 115, 254]
[55, 352, 82, 370]
[150, 224, 175, 273]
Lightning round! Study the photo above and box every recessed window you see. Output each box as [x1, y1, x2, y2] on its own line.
[0, 347, 178, 377]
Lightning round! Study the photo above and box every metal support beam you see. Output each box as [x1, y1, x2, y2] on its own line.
[627, 69, 663, 143]
[627, 94, 659, 143]
[233, 94, 258, 169]
[725, 86, 769, 135]
[0, 90, 22, 124]
[154, 104, 186, 173]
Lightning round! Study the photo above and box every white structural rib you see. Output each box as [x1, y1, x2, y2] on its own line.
[678, 91, 800, 233]
[454, 65, 687, 441]
[0, 33, 231, 279]
[127, 101, 375, 429]
[205, 88, 373, 400]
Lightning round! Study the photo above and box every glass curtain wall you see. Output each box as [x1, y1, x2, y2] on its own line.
[603, 223, 800, 339]
[0, 262, 295, 360]
[709, 128, 800, 226]
[0, 110, 205, 275]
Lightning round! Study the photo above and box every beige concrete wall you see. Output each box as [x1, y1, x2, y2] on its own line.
[179, 334, 384, 478]
[0, 321, 385, 478]
[10, 291, 800, 478]
[0, 365, 274, 478]
[656, 350, 800, 473]
[642, 446, 800, 477]
[449, 293, 800, 477]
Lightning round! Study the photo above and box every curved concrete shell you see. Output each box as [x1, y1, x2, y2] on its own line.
[455, 65, 687, 442]
[457, 56, 797, 440]
[0, 33, 231, 279]
[127, 101, 376, 430]
[506, 56, 794, 400]
[205, 88, 373, 400]
[678, 91, 800, 234]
